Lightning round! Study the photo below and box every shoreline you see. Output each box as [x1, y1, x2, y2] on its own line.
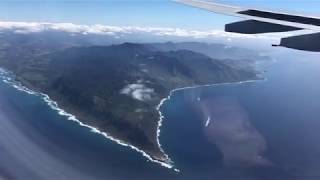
[0, 68, 176, 171]
[155, 78, 266, 170]
[0, 68, 265, 173]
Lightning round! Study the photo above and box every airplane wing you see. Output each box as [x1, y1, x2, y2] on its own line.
[175, 0, 320, 52]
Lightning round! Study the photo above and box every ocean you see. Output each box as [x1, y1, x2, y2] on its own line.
[1, 50, 320, 179]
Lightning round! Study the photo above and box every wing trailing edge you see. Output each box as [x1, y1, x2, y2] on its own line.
[175, 0, 320, 51]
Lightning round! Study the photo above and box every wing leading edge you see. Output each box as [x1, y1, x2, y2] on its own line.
[175, 0, 320, 52]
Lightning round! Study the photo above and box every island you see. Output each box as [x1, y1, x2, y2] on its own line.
[0, 31, 262, 166]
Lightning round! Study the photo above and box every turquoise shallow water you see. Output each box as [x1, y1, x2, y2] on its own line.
[0, 50, 320, 179]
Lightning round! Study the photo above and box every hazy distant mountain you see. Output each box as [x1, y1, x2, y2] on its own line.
[0, 42, 259, 163]
[150, 42, 263, 60]
[149, 42, 270, 70]
[0, 30, 268, 65]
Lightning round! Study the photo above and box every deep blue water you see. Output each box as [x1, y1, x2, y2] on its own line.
[1, 50, 320, 179]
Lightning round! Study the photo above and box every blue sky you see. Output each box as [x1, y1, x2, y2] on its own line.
[0, 0, 319, 30]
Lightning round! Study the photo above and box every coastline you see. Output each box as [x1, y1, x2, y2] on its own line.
[155, 78, 266, 170]
[0, 68, 176, 171]
[0, 67, 265, 173]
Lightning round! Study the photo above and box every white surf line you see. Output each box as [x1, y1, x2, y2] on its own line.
[169, 79, 266, 94]
[0, 68, 175, 171]
[1, 67, 267, 173]
[205, 116, 211, 127]
[155, 78, 267, 169]
[157, 79, 267, 114]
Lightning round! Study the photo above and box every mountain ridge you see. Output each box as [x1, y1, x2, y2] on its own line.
[0, 41, 261, 164]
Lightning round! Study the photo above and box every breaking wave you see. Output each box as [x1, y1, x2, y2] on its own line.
[0, 68, 177, 171]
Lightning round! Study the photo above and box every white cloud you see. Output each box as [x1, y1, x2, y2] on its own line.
[120, 83, 154, 101]
[2, 21, 309, 51]
[0, 21, 289, 40]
